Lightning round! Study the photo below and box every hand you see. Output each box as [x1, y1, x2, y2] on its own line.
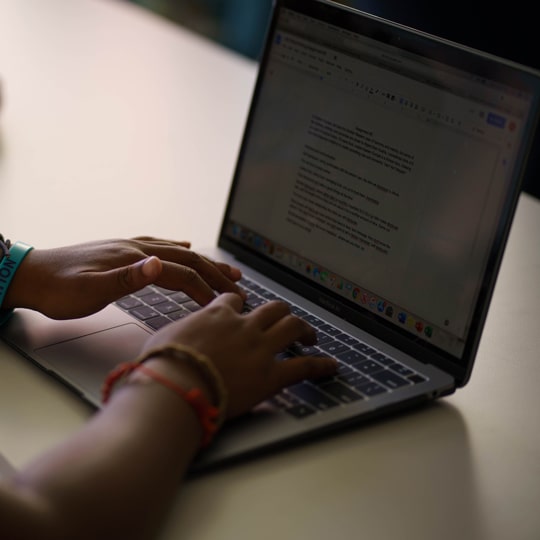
[142, 293, 338, 418]
[4, 237, 245, 319]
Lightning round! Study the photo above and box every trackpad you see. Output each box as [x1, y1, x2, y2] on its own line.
[35, 324, 151, 406]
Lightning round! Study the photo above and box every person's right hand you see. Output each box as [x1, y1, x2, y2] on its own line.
[142, 293, 338, 418]
[3, 237, 244, 319]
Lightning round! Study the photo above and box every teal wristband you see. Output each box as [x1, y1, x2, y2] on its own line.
[0, 241, 34, 325]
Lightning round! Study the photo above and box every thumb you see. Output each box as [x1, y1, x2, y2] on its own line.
[119, 256, 163, 293]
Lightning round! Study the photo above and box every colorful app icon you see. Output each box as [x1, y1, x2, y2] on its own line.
[398, 312, 407, 324]
[424, 326, 433, 338]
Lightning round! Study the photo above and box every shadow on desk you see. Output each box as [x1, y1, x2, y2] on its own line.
[163, 402, 486, 540]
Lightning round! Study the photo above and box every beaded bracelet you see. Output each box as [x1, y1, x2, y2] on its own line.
[102, 344, 228, 448]
[0, 239, 34, 326]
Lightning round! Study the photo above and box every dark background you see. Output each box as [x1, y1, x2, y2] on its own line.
[126, 0, 539, 199]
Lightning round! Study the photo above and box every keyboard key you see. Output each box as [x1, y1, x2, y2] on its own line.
[408, 373, 427, 384]
[336, 333, 360, 346]
[337, 372, 370, 387]
[292, 345, 323, 356]
[336, 362, 354, 376]
[153, 286, 177, 295]
[319, 340, 350, 356]
[371, 370, 410, 389]
[260, 290, 279, 300]
[154, 301, 184, 314]
[354, 342, 377, 355]
[355, 360, 385, 375]
[129, 306, 159, 321]
[145, 316, 172, 330]
[389, 363, 414, 376]
[286, 382, 339, 410]
[319, 323, 342, 336]
[250, 285, 267, 294]
[168, 310, 190, 321]
[133, 286, 155, 297]
[290, 306, 308, 317]
[140, 292, 168, 306]
[337, 349, 367, 365]
[169, 291, 191, 304]
[370, 352, 393, 365]
[355, 382, 387, 397]
[285, 404, 317, 418]
[269, 392, 301, 408]
[314, 330, 334, 345]
[303, 315, 324, 327]
[318, 380, 363, 403]
[182, 300, 202, 312]
[246, 297, 266, 308]
[116, 296, 142, 310]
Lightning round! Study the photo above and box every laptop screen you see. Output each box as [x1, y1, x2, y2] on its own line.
[221, 1, 539, 363]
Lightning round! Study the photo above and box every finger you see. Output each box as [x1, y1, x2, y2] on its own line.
[264, 313, 317, 352]
[271, 355, 338, 392]
[158, 260, 217, 305]
[89, 256, 163, 302]
[132, 236, 191, 248]
[185, 254, 245, 297]
[148, 247, 245, 299]
[203, 257, 242, 282]
[246, 300, 292, 330]
[210, 291, 244, 313]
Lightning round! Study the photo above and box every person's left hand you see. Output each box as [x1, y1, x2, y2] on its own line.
[4, 237, 245, 319]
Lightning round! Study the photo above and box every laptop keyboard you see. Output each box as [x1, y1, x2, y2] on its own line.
[115, 277, 428, 419]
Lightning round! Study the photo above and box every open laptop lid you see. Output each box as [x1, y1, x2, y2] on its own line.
[218, 0, 540, 386]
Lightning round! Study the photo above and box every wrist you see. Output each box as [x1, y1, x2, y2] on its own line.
[130, 355, 215, 404]
[0, 240, 34, 324]
[102, 344, 228, 448]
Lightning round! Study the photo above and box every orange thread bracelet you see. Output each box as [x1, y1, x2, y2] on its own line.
[101, 348, 225, 448]
[101, 361, 139, 404]
[138, 344, 228, 422]
[136, 363, 220, 448]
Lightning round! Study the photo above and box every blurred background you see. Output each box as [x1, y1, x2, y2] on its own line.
[122, 0, 539, 199]
[125, 0, 273, 59]
[123, 1, 372, 59]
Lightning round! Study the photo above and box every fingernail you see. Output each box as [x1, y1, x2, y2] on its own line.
[141, 256, 160, 277]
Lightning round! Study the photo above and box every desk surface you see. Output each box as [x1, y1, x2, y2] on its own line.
[1, 1, 539, 539]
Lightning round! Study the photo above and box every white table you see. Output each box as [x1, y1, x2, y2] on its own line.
[1, 1, 539, 539]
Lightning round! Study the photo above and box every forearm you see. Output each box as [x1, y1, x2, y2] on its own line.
[0, 372, 203, 540]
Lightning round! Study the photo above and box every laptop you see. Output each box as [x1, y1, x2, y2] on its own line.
[2, 0, 539, 472]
